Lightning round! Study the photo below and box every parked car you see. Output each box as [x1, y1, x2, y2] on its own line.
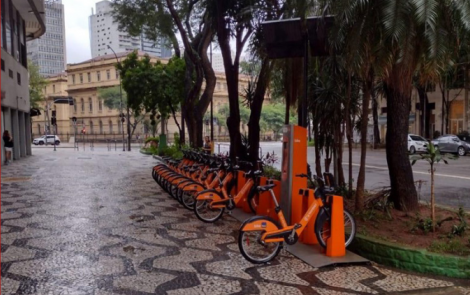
[408, 134, 428, 154]
[431, 135, 470, 156]
[33, 135, 60, 146]
[458, 134, 470, 144]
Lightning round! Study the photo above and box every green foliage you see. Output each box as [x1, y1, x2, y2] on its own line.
[173, 132, 180, 145]
[159, 145, 183, 160]
[410, 143, 458, 167]
[449, 207, 468, 238]
[28, 60, 48, 109]
[428, 240, 470, 256]
[263, 165, 281, 180]
[260, 104, 285, 134]
[97, 86, 127, 110]
[307, 140, 315, 147]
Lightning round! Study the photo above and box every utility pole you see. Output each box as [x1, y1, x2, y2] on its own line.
[107, 45, 126, 151]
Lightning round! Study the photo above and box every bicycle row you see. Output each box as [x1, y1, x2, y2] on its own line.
[152, 150, 356, 263]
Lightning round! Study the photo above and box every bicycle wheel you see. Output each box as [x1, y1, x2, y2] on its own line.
[194, 199, 225, 223]
[238, 218, 281, 264]
[315, 208, 356, 248]
[181, 190, 196, 210]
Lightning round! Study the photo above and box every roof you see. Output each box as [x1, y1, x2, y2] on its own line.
[68, 51, 167, 66]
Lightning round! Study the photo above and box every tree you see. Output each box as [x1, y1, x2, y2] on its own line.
[112, 0, 216, 148]
[28, 61, 48, 109]
[97, 85, 145, 137]
[410, 144, 456, 232]
[329, 0, 470, 211]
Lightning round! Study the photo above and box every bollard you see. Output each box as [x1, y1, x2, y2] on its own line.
[114, 140, 117, 151]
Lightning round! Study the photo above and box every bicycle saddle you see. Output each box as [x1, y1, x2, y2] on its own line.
[257, 184, 276, 192]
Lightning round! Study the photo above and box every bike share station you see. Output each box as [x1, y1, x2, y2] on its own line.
[231, 16, 368, 268]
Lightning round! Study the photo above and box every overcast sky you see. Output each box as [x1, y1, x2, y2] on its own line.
[63, 0, 100, 64]
[63, 0, 233, 64]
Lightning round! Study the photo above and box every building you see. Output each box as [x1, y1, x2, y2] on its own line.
[31, 52, 254, 144]
[375, 77, 470, 142]
[27, 0, 66, 76]
[89, 0, 171, 59]
[1, 0, 46, 163]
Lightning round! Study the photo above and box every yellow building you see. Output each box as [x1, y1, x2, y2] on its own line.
[32, 51, 254, 143]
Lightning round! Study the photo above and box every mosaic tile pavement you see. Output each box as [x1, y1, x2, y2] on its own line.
[1, 148, 470, 295]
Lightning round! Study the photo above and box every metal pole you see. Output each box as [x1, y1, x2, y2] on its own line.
[127, 106, 131, 151]
[107, 45, 125, 152]
[210, 43, 214, 142]
[53, 122, 57, 152]
[302, 38, 308, 128]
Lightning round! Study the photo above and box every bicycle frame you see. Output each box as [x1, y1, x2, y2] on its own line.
[241, 188, 324, 243]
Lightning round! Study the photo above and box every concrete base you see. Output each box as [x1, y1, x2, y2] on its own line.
[230, 208, 369, 268]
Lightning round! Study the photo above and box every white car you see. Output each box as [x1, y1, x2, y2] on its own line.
[408, 134, 428, 154]
[33, 135, 61, 146]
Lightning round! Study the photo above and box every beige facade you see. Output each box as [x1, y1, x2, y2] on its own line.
[377, 76, 469, 141]
[32, 51, 252, 143]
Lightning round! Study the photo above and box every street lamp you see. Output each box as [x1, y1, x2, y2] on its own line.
[107, 45, 126, 152]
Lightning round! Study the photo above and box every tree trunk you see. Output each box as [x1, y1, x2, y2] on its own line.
[345, 73, 353, 197]
[336, 123, 345, 186]
[431, 164, 435, 232]
[214, 1, 249, 160]
[372, 89, 381, 147]
[313, 117, 322, 177]
[355, 74, 373, 211]
[248, 58, 272, 164]
[384, 81, 418, 211]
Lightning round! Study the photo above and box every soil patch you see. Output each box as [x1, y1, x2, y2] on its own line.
[346, 202, 470, 257]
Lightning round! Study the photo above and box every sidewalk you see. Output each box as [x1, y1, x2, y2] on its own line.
[1, 149, 469, 294]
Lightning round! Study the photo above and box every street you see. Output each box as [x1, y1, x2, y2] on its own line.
[1, 148, 469, 294]
[216, 142, 470, 210]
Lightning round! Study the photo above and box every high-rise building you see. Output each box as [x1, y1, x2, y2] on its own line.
[2, 0, 46, 163]
[27, 0, 66, 76]
[89, 0, 172, 58]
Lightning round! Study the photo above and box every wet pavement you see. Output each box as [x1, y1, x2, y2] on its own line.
[1, 147, 470, 295]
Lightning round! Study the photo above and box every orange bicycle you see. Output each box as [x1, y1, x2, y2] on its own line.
[193, 160, 262, 223]
[238, 174, 356, 264]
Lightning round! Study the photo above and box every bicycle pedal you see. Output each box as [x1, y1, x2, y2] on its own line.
[294, 223, 302, 229]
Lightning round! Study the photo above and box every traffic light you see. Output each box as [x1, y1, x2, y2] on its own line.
[52, 110, 56, 117]
[51, 118, 57, 126]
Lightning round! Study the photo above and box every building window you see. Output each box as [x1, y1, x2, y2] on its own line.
[73, 99, 77, 112]
[89, 97, 93, 112]
[99, 121, 103, 134]
[97, 71, 101, 81]
[72, 74, 76, 84]
[79, 73, 83, 83]
[87, 72, 91, 82]
[98, 99, 103, 111]
[37, 124, 41, 135]
[17, 72, 21, 85]
[90, 121, 94, 134]
[106, 69, 110, 80]
[80, 98, 84, 112]
[109, 120, 113, 134]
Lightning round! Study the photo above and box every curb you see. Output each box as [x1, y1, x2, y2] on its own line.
[350, 234, 470, 279]
[139, 149, 153, 156]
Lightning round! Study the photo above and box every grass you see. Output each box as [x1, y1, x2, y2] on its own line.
[427, 240, 470, 256]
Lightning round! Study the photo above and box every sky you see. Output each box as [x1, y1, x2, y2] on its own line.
[62, 0, 232, 65]
[63, 0, 100, 64]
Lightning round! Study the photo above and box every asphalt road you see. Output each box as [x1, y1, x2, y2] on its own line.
[216, 142, 470, 210]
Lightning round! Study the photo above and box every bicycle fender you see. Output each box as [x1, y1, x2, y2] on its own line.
[240, 216, 279, 232]
[195, 189, 223, 202]
[182, 182, 205, 192]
